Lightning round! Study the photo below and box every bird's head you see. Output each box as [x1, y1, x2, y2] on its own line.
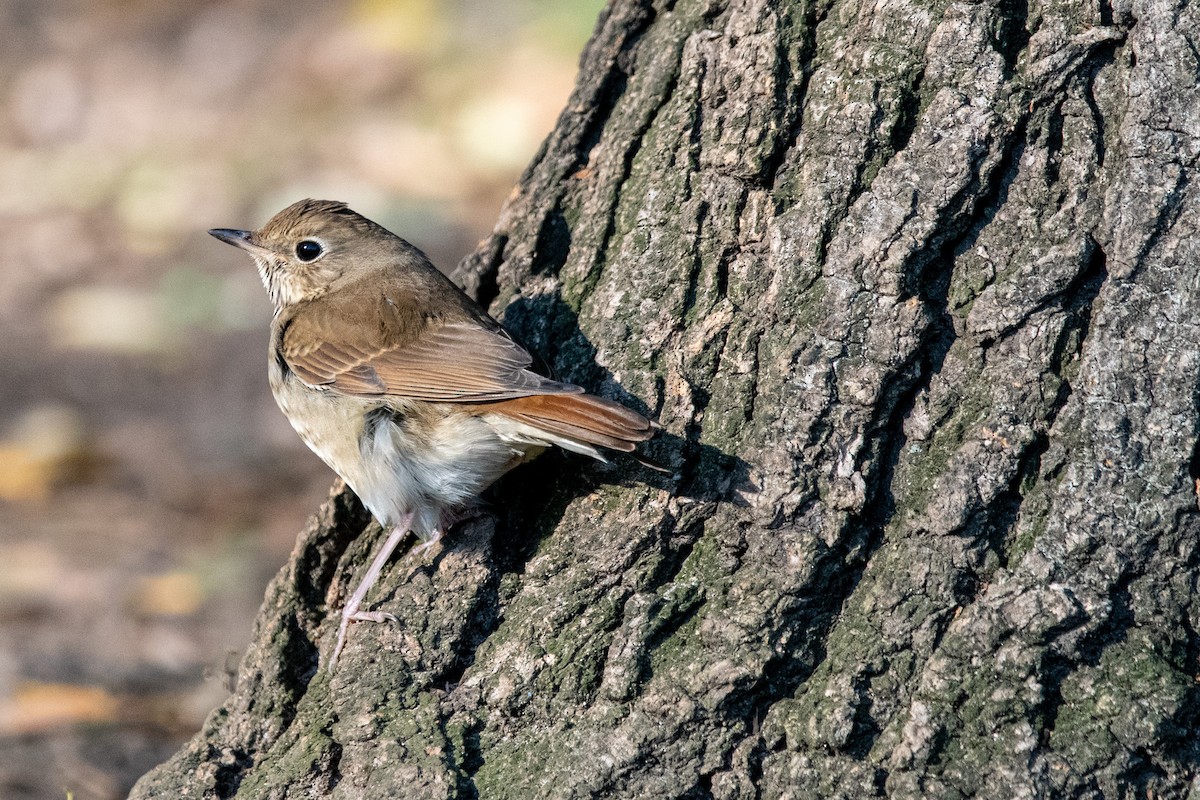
[210, 199, 392, 310]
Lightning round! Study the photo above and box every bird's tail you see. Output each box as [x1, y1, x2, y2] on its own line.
[474, 393, 656, 459]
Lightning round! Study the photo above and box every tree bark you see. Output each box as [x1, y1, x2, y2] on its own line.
[132, 0, 1200, 797]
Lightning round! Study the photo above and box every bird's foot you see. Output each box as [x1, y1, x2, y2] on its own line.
[409, 529, 443, 560]
[329, 607, 399, 669]
[330, 616, 352, 671]
[440, 504, 489, 530]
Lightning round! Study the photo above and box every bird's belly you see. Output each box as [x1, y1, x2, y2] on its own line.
[272, 378, 374, 491]
[271, 374, 530, 537]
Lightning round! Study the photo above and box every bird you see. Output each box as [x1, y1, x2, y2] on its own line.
[210, 199, 655, 668]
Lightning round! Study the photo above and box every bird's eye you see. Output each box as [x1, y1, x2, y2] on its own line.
[295, 240, 323, 262]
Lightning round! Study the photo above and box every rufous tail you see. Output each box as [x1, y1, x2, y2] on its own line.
[477, 393, 655, 453]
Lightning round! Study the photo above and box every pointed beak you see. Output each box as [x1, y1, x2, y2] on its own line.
[208, 228, 261, 253]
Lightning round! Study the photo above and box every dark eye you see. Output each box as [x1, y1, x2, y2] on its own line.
[295, 240, 323, 262]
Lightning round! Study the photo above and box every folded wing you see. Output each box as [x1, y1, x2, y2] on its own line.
[284, 306, 580, 402]
[281, 288, 654, 455]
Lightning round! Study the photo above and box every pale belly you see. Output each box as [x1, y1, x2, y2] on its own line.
[273, 373, 373, 484]
[270, 367, 532, 538]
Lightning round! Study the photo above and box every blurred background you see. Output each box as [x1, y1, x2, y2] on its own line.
[0, 0, 601, 796]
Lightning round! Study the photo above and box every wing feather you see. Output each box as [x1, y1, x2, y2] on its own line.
[283, 310, 579, 402]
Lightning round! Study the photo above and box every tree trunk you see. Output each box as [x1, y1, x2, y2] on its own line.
[131, 0, 1200, 797]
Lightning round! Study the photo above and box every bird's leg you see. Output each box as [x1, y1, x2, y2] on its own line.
[406, 503, 484, 560]
[329, 511, 414, 670]
[409, 526, 443, 560]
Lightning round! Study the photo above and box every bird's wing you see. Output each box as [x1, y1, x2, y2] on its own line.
[280, 294, 579, 402]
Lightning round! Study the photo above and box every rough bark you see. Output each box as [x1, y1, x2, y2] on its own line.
[132, 0, 1200, 797]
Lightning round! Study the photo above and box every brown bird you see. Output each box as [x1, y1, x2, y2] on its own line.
[210, 199, 654, 667]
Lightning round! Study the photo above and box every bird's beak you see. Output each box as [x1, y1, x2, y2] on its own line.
[209, 228, 265, 254]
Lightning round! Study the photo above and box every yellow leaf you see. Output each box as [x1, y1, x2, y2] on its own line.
[132, 571, 206, 617]
[0, 682, 119, 735]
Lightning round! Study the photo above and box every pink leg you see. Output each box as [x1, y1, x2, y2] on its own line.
[402, 504, 483, 562]
[409, 527, 443, 560]
[329, 512, 414, 670]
